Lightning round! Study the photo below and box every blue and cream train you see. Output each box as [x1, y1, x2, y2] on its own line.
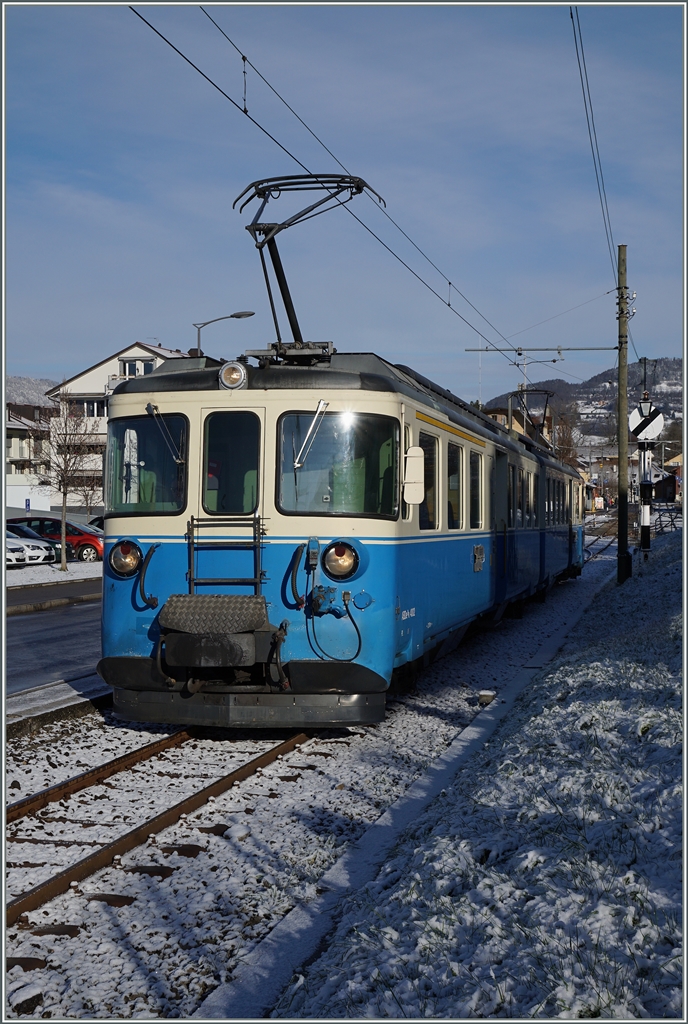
[97, 343, 584, 727]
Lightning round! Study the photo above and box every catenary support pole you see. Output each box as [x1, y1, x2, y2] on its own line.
[617, 245, 632, 583]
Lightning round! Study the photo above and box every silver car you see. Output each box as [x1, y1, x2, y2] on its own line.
[6, 537, 27, 568]
[6, 525, 57, 563]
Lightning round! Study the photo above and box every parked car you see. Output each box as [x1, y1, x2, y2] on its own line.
[6, 536, 27, 568]
[88, 516, 104, 531]
[7, 523, 75, 560]
[7, 517, 104, 562]
[5, 526, 56, 564]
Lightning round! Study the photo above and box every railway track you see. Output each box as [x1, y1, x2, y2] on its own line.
[6, 730, 192, 824]
[584, 516, 618, 562]
[6, 731, 309, 926]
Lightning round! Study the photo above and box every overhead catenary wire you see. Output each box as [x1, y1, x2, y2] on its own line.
[132, 5, 615, 391]
[507, 289, 615, 339]
[199, 4, 572, 385]
[129, 5, 527, 375]
[202, 6, 632, 387]
[570, 6, 616, 283]
[199, 4, 504, 340]
[570, 6, 639, 363]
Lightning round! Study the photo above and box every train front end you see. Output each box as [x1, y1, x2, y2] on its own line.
[97, 355, 400, 728]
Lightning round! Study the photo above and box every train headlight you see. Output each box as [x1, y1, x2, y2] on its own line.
[109, 541, 143, 577]
[219, 361, 248, 390]
[322, 542, 359, 580]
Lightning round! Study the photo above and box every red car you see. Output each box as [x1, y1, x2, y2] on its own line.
[7, 517, 104, 562]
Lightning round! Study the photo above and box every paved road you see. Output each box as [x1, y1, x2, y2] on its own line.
[6, 577, 102, 609]
[6, 602, 102, 695]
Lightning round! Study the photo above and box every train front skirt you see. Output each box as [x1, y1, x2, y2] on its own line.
[111, 687, 385, 728]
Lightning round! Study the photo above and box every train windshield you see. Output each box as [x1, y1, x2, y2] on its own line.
[105, 415, 187, 515]
[279, 411, 399, 517]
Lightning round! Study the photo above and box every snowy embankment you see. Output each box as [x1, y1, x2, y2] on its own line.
[6, 560, 102, 588]
[274, 532, 683, 1020]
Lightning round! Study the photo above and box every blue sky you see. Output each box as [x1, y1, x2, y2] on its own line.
[4, 3, 684, 402]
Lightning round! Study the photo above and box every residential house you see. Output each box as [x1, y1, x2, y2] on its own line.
[42, 342, 191, 512]
[5, 405, 56, 512]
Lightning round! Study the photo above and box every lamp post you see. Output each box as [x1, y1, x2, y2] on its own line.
[190, 311, 255, 356]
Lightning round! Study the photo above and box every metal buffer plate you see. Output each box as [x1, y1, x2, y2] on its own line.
[159, 594, 268, 635]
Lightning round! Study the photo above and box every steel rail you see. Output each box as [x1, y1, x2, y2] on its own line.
[6, 732, 309, 926]
[585, 535, 617, 562]
[6, 730, 192, 824]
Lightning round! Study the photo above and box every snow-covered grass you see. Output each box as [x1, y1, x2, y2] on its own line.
[6, 560, 102, 588]
[274, 532, 683, 1019]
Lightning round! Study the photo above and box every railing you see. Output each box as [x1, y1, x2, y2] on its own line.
[653, 504, 683, 535]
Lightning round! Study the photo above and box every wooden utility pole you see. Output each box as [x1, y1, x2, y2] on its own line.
[617, 244, 632, 583]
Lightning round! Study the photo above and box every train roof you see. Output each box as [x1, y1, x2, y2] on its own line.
[112, 347, 580, 476]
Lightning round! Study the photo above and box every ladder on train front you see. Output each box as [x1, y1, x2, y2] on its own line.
[186, 515, 267, 595]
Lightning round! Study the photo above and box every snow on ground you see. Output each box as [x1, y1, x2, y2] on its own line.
[6, 709, 178, 804]
[273, 532, 683, 1020]
[4, 549, 643, 1019]
[6, 560, 102, 588]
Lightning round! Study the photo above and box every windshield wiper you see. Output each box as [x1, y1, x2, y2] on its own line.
[294, 400, 329, 469]
[146, 403, 184, 464]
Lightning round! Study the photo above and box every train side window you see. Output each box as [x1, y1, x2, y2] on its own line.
[525, 471, 532, 527]
[418, 432, 437, 530]
[546, 477, 551, 526]
[568, 481, 573, 523]
[556, 480, 562, 524]
[203, 411, 260, 515]
[517, 468, 524, 527]
[470, 451, 483, 529]
[533, 473, 539, 527]
[508, 464, 516, 528]
[447, 442, 462, 530]
[556, 481, 565, 524]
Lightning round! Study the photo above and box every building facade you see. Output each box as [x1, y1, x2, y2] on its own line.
[39, 342, 190, 512]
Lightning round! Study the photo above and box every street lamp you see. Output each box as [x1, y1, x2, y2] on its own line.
[190, 311, 255, 356]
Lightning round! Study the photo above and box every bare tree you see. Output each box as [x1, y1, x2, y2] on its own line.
[552, 401, 583, 470]
[71, 453, 105, 517]
[603, 408, 618, 447]
[71, 476, 102, 517]
[31, 394, 101, 570]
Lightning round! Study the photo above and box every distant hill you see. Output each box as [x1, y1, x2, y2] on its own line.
[6, 377, 60, 407]
[485, 358, 682, 441]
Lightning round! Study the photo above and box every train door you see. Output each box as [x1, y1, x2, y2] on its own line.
[192, 408, 266, 595]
